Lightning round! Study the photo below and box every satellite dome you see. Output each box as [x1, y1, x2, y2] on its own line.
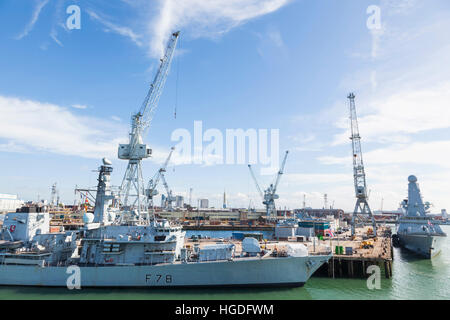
[83, 212, 95, 224]
[408, 175, 417, 183]
[102, 158, 112, 165]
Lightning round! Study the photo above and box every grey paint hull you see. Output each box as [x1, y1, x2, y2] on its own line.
[0, 255, 330, 288]
[398, 233, 446, 258]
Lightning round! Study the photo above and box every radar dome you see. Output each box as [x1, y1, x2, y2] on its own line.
[83, 212, 95, 224]
[408, 175, 417, 183]
[102, 157, 112, 165]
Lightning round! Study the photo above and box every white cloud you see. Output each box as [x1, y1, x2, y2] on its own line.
[86, 9, 143, 47]
[320, 139, 450, 170]
[0, 95, 127, 159]
[284, 173, 350, 185]
[330, 82, 450, 146]
[147, 0, 292, 57]
[50, 29, 63, 47]
[16, 0, 49, 40]
[71, 104, 88, 110]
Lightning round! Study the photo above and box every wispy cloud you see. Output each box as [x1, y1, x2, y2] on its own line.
[50, 29, 63, 47]
[71, 104, 88, 110]
[330, 82, 450, 146]
[86, 9, 143, 47]
[0, 95, 127, 159]
[146, 0, 292, 57]
[16, 0, 49, 40]
[255, 25, 288, 60]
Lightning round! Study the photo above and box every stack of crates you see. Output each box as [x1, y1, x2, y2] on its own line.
[335, 246, 344, 255]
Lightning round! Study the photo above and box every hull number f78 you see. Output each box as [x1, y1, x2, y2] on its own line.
[145, 274, 172, 284]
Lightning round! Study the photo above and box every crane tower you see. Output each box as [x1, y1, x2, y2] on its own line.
[248, 151, 289, 222]
[145, 147, 175, 209]
[118, 32, 180, 222]
[348, 93, 377, 236]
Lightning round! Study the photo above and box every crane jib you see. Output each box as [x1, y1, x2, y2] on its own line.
[118, 31, 180, 219]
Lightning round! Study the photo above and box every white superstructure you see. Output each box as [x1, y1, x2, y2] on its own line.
[0, 194, 23, 213]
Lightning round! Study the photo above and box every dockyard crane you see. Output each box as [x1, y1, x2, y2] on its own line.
[160, 172, 176, 211]
[118, 31, 180, 222]
[248, 151, 289, 222]
[348, 93, 377, 236]
[145, 147, 175, 208]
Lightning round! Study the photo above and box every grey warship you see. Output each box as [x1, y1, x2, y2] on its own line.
[0, 30, 332, 287]
[0, 160, 331, 288]
[396, 175, 447, 258]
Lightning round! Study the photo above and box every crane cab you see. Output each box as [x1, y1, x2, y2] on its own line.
[118, 144, 151, 160]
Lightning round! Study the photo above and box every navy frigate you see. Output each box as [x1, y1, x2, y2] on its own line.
[395, 175, 447, 258]
[0, 160, 331, 288]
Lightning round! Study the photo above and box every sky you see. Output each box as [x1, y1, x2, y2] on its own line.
[0, 0, 450, 212]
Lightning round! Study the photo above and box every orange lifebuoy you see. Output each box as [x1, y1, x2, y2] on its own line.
[9, 225, 16, 232]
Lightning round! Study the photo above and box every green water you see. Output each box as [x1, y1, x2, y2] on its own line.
[0, 226, 448, 300]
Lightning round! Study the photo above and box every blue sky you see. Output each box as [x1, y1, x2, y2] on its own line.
[1, 0, 450, 212]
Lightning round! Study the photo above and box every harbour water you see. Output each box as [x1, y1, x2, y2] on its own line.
[0, 225, 447, 300]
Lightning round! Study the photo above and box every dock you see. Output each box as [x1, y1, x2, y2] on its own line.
[312, 226, 393, 279]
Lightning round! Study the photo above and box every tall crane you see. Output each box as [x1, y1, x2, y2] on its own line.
[118, 31, 180, 222]
[348, 93, 377, 236]
[248, 151, 289, 222]
[145, 147, 175, 208]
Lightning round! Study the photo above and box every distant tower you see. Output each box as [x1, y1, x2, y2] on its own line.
[189, 188, 193, 207]
[303, 194, 306, 209]
[324, 194, 328, 209]
[348, 93, 377, 236]
[223, 189, 227, 209]
[51, 183, 58, 206]
[200, 199, 209, 209]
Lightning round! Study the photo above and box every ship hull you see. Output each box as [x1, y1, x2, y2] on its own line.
[398, 233, 446, 258]
[0, 255, 330, 288]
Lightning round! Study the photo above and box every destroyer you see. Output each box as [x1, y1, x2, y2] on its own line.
[0, 159, 331, 288]
[395, 175, 447, 258]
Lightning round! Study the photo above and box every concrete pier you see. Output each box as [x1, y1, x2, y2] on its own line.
[312, 226, 393, 279]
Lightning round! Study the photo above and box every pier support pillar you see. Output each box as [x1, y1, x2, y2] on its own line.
[384, 261, 390, 279]
[348, 260, 354, 278]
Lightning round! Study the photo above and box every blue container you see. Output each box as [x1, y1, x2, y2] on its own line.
[232, 232, 245, 240]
